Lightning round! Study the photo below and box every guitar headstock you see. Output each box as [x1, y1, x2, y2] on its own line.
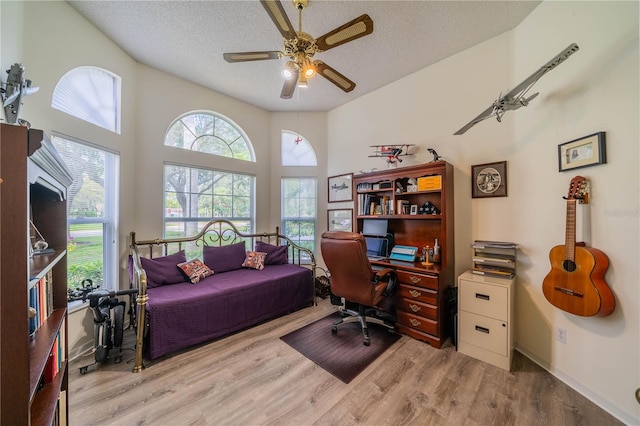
[566, 175, 589, 203]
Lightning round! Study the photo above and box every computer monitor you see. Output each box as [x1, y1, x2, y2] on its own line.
[362, 219, 388, 237]
[365, 237, 387, 258]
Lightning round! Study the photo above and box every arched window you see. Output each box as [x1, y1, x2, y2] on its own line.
[52, 66, 121, 133]
[281, 130, 317, 166]
[165, 112, 254, 161]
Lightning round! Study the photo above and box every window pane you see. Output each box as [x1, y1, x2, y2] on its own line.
[281, 131, 317, 166]
[52, 135, 119, 298]
[52, 66, 121, 133]
[165, 112, 254, 161]
[68, 223, 104, 287]
[281, 177, 317, 261]
[164, 164, 254, 237]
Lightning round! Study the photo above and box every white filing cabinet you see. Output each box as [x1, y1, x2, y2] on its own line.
[457, 270, 514, 370]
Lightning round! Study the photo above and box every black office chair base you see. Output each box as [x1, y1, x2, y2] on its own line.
[333, 305, 395, 346]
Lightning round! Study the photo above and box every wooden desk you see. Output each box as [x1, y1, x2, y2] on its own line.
[372, 259, 450, 348]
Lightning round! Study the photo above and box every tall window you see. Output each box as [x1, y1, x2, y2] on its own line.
[281, 130, 317, 166]
[282, 177, 317, 262]
[165, 111, 254, 161]
[164, 164, 255, 240]
[52, 135, 120, 299]
[52, 66, 121, 133]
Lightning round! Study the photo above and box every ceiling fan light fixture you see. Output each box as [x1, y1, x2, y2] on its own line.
[281, 61, 297, 79]
[302, 61, 316, 78]
[297, 73, 308, 88]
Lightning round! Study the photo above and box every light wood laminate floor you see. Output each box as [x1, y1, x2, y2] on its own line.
[69, 298, 622, 425]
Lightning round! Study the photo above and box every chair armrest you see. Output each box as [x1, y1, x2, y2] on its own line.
[372, 268, 397, 296]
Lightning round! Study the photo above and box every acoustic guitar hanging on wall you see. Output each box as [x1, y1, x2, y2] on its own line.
[542, 176, 615, 317]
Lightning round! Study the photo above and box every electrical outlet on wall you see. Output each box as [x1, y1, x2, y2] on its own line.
[556, 327, 567, 344]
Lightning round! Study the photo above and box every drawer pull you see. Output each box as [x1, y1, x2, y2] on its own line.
[409, 289, 422, 298]
[409, 275, 422, 284]
[409, 318, 422, 327]
[475, 293, 490, 301]
[408, 303, 421, 313]
[475, 325, 490, 334]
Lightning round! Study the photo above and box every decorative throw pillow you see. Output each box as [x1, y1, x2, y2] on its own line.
[177, 259, 214, 284]
[139, 250, 187, 288]
[203, 241, 246, 273]
[255, 241, 288, 265]
[242, 251, 267, 270]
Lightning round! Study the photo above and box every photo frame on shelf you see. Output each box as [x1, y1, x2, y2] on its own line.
[328, 173, 353, 203]
[558, 132, 606, 172]
[327, 209, 353, 232]
[471, 161, 507, 198]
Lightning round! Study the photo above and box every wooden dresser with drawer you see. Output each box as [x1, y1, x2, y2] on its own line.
[392, 266, 448, 348]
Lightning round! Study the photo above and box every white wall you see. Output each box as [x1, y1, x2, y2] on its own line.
[327, 2, 639, 423]
[511, 2, 639, 423]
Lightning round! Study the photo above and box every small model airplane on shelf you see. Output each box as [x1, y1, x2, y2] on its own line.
[454, 43, 579, 135]
[369, 144, 415, 165]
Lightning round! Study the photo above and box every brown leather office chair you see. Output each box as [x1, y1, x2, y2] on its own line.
[320, 231, 397, 346]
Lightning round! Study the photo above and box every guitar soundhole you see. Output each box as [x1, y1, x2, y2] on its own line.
[563, 260, 577, 272]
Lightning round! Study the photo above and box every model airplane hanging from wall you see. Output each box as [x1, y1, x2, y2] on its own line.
[454, 43, 579, 135]
[1, 63, 39, 125]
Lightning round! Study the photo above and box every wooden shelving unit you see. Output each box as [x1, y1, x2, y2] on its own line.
[352, 161, 454, 347]
[1, 123, 71, 425]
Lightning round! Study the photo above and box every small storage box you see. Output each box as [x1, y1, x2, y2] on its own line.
[417, 176, 442, 191]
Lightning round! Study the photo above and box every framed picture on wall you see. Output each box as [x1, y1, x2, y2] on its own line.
[558, 132, 606, 172]
[471, 161, 507, 198]
[327, 209, 353, 232]
[328, 173, 353, 203]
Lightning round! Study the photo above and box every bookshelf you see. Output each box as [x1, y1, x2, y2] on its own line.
[1, 124, 71, 425]
[352, 161, 454, 347]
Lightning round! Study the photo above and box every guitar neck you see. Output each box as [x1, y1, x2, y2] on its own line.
[564, 199, 577, 261]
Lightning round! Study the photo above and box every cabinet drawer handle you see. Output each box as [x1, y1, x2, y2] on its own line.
[409, 275, 422, 284]
[408, 303, 421, 313]
[409, 318, 422, 327]
[409, 289, 422, 298]
[475, 325, 490, 334]
[475, 293, 490, 301]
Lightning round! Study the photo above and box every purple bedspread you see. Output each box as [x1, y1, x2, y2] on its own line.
[145, 264, 313, 359]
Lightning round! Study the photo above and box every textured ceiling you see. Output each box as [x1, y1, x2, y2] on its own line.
[68, 0, 541, 112]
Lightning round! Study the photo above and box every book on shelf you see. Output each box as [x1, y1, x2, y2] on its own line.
[396, 200, 409, 215]
[29, 270, 54, 336]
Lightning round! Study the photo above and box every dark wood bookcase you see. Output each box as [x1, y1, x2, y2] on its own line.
[353, 161, 454, 347]
[1, 123, 69, 425]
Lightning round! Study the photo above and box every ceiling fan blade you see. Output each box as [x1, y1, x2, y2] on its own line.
[315, 14, 373, 52]
[223, 51, 281, 63]
[314, 61, 356, 92]
[260, 0, 297, 40]
[280, 70, 299, 99]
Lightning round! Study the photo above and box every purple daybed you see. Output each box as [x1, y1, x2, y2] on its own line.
[128, 220, 316, 372]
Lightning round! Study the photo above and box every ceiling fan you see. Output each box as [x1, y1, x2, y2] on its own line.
[223, 0, 373, 99]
